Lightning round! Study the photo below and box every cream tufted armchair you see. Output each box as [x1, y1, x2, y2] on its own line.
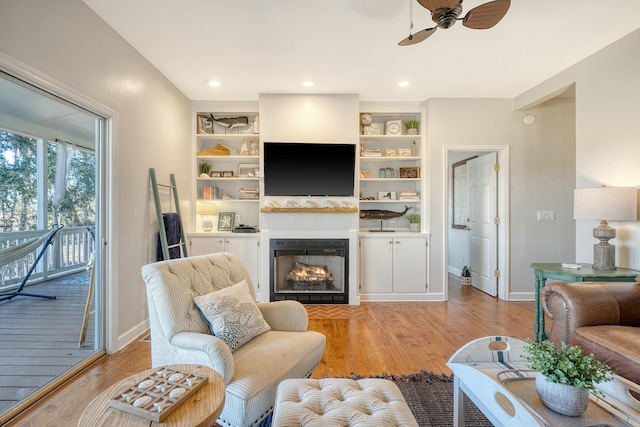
[141, 253, 326, 427]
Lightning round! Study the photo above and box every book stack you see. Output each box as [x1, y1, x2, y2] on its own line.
[239, 187, 259, 200]
[399, 190, 419, 200]
[361, 147, 382, 157]
[203, 186, 219, 200]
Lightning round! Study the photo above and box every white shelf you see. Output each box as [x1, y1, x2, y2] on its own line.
[197, 177, 260, 182]
[197, 198, 259, 203]
[359, 135, 420, 141]
[197, 133, 259, 139]
[197, 155, 260, 160]
[360, 156, 420, 161]
[360, 200, 421, 203]
[360, 178, 420, 182]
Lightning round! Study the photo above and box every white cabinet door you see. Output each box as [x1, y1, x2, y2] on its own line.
[224, 236, 260, 295]
[359, 237, 394, 294]
[187, 234, 260, 295]
[393, 237, 427, 293]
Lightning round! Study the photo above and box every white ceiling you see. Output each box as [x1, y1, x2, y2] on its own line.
[81, 0, 640, 103]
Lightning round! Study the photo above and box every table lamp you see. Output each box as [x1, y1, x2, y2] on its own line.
[196, 201, 217, 232]
[574, 186, 637, 270]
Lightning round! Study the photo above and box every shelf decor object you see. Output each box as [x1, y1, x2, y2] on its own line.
[384, 118, 404, 135]
[574, 186, 637, 270]
[217, 212, 235, 231]
[399, 167, 420, 178]
[196, 201, 217, 232]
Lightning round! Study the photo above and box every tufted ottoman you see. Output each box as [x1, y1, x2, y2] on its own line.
[272, 378, 419, 427]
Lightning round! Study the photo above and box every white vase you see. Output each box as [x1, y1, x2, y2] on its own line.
[409, 223, 420, 232]
[535, 373, 589, 416]
[407, 128, 418, 135]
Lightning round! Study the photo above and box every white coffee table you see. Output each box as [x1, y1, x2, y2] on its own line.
[447, 336, 640, 427]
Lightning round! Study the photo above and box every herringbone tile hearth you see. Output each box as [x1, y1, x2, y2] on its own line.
[305, 304, 366, 320]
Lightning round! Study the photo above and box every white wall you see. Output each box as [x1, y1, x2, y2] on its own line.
[0, 0, 192, 350]
[515, 28, 640, 270]
[427, 98, 576, 298]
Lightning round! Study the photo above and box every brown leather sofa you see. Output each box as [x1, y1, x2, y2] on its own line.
[541, 280, 640, 385]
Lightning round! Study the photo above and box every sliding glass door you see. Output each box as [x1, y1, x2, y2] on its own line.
[0, 70, 105, 419]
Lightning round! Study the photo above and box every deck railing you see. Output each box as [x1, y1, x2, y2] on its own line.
[0, 226, 94, 290]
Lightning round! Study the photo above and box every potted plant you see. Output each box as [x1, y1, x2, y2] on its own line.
[199, 162, 211, 178]
[522, 338, 614, 416]
[408, 214, 421, 232]
[404, 120, 420, 135]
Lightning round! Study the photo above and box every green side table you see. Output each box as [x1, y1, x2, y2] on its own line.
[531, 263, 640, 342]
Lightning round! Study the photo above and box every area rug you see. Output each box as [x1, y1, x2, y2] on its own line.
[258, 370, 492, 426]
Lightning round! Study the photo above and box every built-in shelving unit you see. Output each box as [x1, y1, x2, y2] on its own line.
[357, 112, 425, 232]
[194, 112, 260, 230]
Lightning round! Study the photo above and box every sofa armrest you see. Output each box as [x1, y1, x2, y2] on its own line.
[171, 331, 235, 383]
[257, 300, 309, 332]
[540, 281, 639, 348]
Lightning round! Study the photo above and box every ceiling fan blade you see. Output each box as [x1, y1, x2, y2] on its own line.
[398, 27, 437, 46]
[462, 0, 510, 29]
[417, 0, 459, 12]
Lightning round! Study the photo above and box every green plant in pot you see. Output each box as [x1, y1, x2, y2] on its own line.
[408, 214, 420, 232]
[522, 338, 614, 416]
[404, 120, 420, 135]
[199, 162, 211, 178]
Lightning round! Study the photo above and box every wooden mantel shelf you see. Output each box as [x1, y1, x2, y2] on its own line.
[260, 207, 358, 213]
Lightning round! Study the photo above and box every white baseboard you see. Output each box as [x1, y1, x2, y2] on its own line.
[507, 292, 535, 301]
[116, 319, 150, 352]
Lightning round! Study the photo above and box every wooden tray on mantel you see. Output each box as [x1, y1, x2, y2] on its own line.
[260, 207, 357, 213]
[108, 367, 208, 422]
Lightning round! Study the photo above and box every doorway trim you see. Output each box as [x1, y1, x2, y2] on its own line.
[443, 145, 510, 301]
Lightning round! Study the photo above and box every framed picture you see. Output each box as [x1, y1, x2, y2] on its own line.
[385, 148, 397, 157]
[196, 114, 213, 134]
[238, 163, 259, 178]
[378, 191, 396, 200]
[217, 212, 235, 231]
[210, 171, 222, 178]
[222, 170, 234, 178]
[385, 118, 404, 135]
[398, 148, 412, 157]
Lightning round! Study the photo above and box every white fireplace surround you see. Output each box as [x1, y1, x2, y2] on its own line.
[259, 214, 360, 304]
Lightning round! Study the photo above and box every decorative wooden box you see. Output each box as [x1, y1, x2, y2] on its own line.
[399, 167, 420, 178]
[108, 367, 208, 422]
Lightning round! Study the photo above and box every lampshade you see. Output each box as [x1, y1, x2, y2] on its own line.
[196, 202, 218, 216]
[574, 187, 637, 221]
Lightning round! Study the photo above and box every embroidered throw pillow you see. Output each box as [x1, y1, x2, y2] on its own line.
[194, 279, 271, 351]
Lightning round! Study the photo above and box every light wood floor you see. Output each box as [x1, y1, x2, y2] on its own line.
[7, 276, 535, 426]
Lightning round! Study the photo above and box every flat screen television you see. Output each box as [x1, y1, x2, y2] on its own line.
[263, 142, 356, 197]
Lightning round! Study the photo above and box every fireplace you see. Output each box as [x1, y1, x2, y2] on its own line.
[270, 238, 348, 304]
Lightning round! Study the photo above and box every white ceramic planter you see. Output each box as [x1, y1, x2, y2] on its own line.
[409, 223, 420, 232]
[535, 373, 589, 416]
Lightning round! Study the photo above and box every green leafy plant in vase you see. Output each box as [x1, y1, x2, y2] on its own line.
[408, 213, 421, 232]
[199, 162, 211, 178]
[522, 338, 614, 416]
[404, 120, 420, 135]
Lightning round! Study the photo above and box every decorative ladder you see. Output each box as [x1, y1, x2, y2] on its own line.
[149, 168, 188, 261]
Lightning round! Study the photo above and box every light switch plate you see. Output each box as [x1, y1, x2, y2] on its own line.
[537, 211, 555, 221]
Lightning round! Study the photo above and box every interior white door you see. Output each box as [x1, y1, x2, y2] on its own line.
[467, 152, 498, 296]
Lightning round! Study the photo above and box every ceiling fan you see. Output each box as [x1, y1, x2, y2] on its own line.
[398, 0, 510, 46]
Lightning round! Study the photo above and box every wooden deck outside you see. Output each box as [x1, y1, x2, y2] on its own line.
[0, 271, 97, 415]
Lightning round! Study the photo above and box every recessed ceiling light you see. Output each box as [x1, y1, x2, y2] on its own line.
[398, 81, 410, 87]
[208, 80, 221, 88]
[302, 80, 315, 87]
